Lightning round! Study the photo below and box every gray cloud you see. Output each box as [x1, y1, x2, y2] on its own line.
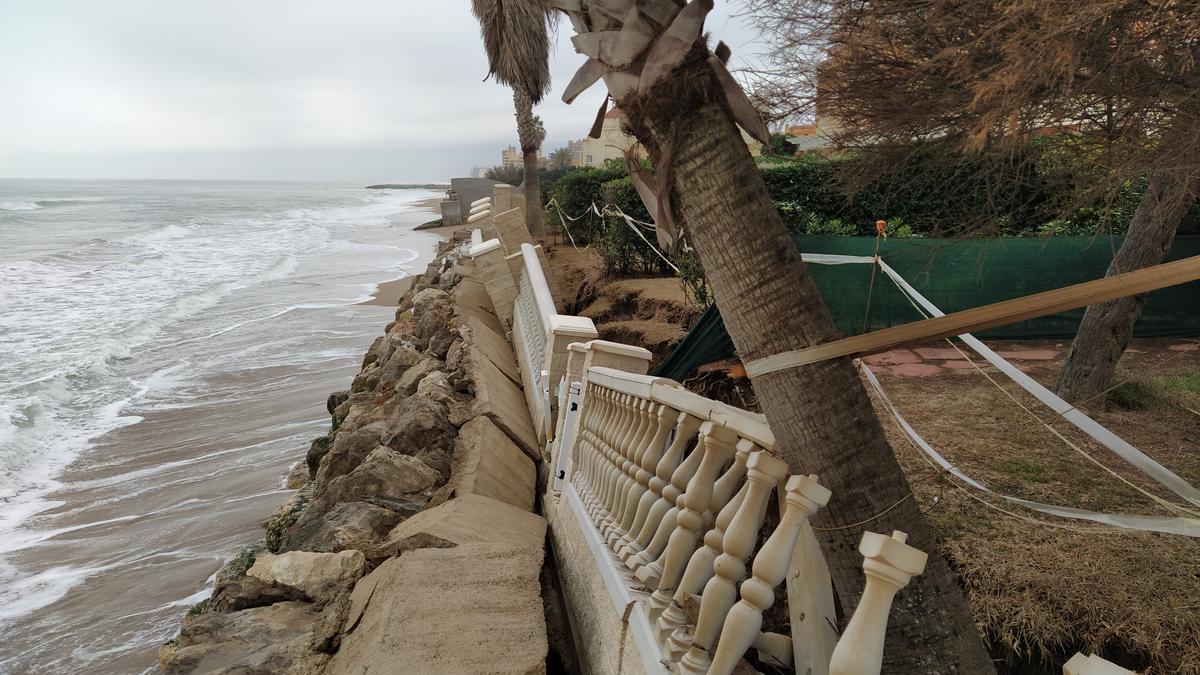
[0, 1, 762, 182]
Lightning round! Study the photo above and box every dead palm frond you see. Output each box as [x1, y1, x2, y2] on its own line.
[470, 0, 554, 102]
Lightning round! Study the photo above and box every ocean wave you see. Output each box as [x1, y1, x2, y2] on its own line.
[0, 201, 41, 211]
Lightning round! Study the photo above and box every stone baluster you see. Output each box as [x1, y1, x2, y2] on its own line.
[828, 531, 928, 675]
[625, 421, 708, 573]
[669, 440, 761, 611]
[617, 411, 702, 562]
[602, 399, 661, 540]
[585, 389, 627, 518]
[674, 450, 790, 671]
[572, 385, 602, 495]
[644, 438, 749, 595]
[577, 386, 615, 504]
[708, 475, 831, 675]
[607, 403, 673, 549]
[641, 423, 738, 621]
[598, 398, 652, 536]
[596, 393, 642, 523]
[656, 441, 754, 653]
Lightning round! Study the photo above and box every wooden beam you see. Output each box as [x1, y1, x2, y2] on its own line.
[745, 255, 1200, 377]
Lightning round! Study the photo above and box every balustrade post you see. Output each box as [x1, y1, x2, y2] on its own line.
[492, 206, 534, 255]
[543, 317, 597, 446]
[550, 342, 590, 490]
[674, 450, 789, 670]
[708, 475, 831, 675]
[828, 531, 928, 675]
[641, 422, 738, 621]
[467, 239, 516, 328]
[493, 183, 513, 211]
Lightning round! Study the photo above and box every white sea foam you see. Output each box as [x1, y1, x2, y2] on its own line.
[0, 183, 440, 667]
[0, 201, 41, 211]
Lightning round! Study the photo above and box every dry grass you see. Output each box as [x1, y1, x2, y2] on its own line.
[871, 340, 1200, 673]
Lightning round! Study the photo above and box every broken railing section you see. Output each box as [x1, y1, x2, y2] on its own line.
[468, 216, 597, 447]
[551, 351, 929, 675]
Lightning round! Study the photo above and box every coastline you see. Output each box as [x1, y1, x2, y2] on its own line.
[0, 185, 452, 673]
[156, 224, 550, 672]
[361, 196, 458, 307]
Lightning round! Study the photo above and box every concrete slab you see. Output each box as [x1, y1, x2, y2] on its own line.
[382, 493, 546, 551]
[462, 314, 521, 386]
[328, 543, 547, 675]
[467, 343, 541, 460]
[450, 417, 537, 512]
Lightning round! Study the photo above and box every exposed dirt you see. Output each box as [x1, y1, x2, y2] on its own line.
[541, 241, 700, 367]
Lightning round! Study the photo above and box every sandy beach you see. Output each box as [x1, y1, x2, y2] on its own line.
[361, 196, 470, 307]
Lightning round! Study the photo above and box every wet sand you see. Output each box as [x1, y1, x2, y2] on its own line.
[360, 275, 415, 307]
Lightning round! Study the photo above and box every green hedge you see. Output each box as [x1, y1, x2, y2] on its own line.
[548, 167, 622, 243]
[598, 177, 672, 277]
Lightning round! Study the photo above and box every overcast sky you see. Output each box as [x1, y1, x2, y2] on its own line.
[0, 2, 763, 183]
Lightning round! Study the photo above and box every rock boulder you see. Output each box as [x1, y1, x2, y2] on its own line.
[247, 550, 367, 604]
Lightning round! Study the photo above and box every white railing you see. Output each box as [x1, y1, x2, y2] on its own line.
[556, 359, 928, 675]
[509, 242, 598, 442]
[464, 193, 931, 675]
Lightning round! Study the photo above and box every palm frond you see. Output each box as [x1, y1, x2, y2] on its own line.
[470, 0, 553, 102]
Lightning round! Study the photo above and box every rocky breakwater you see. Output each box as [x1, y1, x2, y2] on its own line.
[160, 231, 549, 674]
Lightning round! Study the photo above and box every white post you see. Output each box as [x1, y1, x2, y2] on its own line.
[828, 531, 928, 675]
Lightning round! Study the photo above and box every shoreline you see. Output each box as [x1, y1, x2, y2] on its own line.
[360, 195, 449, 307]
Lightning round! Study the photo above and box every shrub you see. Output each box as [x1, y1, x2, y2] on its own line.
[548, 167, 623, 243]
[599, 177, 672, 276]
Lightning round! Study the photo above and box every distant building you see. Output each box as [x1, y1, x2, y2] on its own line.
[501, 145, 548, 170]
[501, 146, 522, 169]
[573, 107, 763, 168]
[470, 166, 490, 178]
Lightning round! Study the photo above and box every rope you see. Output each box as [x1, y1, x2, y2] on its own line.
[600, 204, 682, 274]
[881, 269, 1200, 522]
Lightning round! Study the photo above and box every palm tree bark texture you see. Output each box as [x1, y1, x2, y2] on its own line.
[513, 88, 544, 234]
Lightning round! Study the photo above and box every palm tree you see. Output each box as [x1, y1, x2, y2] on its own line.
[514, 92, 547, 230]
[469, 0, 552, 231]
[549, 146, 574, 170]
[470, 2, 993, 670]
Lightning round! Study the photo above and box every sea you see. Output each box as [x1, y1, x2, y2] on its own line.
[0, 179, 444, 673]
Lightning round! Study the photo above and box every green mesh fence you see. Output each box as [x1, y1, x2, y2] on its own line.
[653, 235, 1200, 382]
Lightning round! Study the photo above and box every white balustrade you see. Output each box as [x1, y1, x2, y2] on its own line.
[479, 229, 924, 674]
[550, 359, 929, 675]
[470, 228, 483, 247]
[509, 243, 597, 442]
[470, 196, 492, 209]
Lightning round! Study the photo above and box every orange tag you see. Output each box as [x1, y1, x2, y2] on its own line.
[875, 220, 888, 238]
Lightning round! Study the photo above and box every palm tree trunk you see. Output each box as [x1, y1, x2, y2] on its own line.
[1055, 165, 1198, 402]
[619, 59, 994, 672]
[514, 88, 543, 233]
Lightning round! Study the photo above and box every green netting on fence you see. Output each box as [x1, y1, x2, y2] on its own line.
[653, 235, 1200, 382]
